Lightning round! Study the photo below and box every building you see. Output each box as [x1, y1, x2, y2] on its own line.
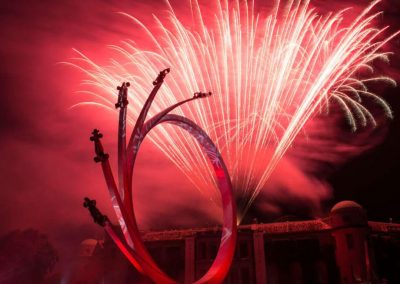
[69, 201, 400, 283]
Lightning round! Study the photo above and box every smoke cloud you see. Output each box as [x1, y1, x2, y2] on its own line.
[0, 0, 399, 276]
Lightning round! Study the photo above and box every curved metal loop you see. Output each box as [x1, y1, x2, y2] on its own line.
[128, 114, 237, 284]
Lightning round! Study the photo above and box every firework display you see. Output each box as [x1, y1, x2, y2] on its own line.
[71, 0, 398, 221]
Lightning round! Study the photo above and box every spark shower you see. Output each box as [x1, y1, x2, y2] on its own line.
[71, 0, 398, 221]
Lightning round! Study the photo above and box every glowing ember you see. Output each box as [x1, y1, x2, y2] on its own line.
[68, 0, 398, 221]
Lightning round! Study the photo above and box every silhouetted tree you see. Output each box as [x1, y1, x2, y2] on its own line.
[0, 228, 58, 284]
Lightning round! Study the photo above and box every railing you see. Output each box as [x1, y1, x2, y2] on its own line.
[368, 221, 400, 233]
[141, 220, 333, 241]
[246, 220, 331, 234]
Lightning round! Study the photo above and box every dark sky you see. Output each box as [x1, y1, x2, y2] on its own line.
[323, 0, 400, 220]
[0, 0, 400, 266]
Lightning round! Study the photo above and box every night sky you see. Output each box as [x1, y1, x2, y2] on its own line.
[0, 0, 400, 268]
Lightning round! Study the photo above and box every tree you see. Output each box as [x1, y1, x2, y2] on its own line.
[0, 228, 58, 284]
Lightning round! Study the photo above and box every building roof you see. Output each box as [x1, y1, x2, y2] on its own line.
[81, 239, 98, 246]
[79, 239, 100, 257]
[331, 200, 363, 213]
[105, 201, 400, 242]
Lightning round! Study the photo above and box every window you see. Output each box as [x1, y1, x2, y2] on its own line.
[346, 234, 354, 250]
[239, 240, 249, 259]
[209, 242, 218, 258]
[197, 241, 206, 260]
[241, 266, 250, 283]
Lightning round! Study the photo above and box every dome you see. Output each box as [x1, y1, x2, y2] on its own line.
[331, 200, 363, 214]
[330, 200, 367, 227]
[79, 239, 99, 257]
[80, 239, 98, 246]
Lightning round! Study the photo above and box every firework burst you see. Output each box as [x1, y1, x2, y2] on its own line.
[68, 0, 398, 221]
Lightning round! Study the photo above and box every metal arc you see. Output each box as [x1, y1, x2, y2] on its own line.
[128, 113, 237, 284]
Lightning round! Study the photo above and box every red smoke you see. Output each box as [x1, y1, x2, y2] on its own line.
[0, 0, 399, 273]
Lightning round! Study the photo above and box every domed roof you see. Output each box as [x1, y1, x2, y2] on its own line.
[79, 239, 99, 257]
[330, 200, 363, 213]
[80, 239, 98, 246]
[330, 201, 367, 227]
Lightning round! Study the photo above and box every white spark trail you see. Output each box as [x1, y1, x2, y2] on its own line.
[70, 0, 398, 221]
